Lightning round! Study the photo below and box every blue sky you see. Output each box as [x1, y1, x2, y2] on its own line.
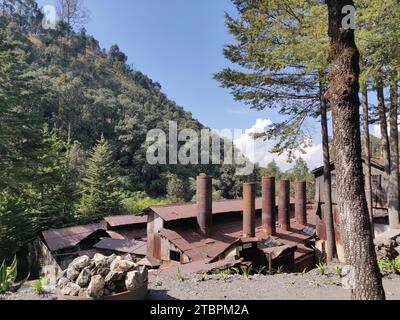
[36, 0, 331, 170]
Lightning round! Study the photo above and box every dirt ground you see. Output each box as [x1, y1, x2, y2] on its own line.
[2, 268, 400, 301]
[147, 268, 400, 300]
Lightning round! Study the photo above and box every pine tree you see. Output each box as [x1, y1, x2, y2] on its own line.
[78, 136, 122, 222]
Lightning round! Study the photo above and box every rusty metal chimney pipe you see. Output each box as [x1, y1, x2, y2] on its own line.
[278, 180, 291, 231]
[197, 176, 213, 237]
[262, 177, 276, 236]
[243, 183, 256, 238]
[295, 181, 307, 226]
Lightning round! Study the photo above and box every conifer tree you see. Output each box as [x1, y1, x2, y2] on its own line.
[78, 136, 122, 222]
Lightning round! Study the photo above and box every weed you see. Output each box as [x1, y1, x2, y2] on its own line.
[175, 268, 188, 282]
[316, 263, 327, 276]
[333, 265, 343, 277]
[275, 266, 284, 274]
[31, 279, 45, 294]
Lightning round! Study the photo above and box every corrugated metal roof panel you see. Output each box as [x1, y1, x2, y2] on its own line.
[150, 197, 295, 222]
[103, 215, 147, 228]
[93, 238, 147, 256]
[42, 224, 101, 252]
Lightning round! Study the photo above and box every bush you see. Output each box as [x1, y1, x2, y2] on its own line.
[121, 192, 168, 214]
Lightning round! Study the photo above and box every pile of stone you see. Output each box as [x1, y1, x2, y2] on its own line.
[57, 253, 148, 299]
[374, 236, 400, 260]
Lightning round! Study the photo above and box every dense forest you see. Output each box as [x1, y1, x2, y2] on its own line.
[0, 1, 319, 263]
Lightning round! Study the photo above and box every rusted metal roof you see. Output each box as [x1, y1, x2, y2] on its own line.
[107, 228, 147, 241]
[93, 238, 147, 256]
[150, 197, 295, 222]
[103, 214, 147, 228]
[155, 256, 242, 276]
[159, 212, 316, 264]
[42, 224, 101, 252]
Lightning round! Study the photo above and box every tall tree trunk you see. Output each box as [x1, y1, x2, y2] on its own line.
[326, 0, 385, 300]
[388, 78, 400, 229]
[376, 75, 390, 190]
[320, 81, 336, 262]
[362, 86, 374, 237]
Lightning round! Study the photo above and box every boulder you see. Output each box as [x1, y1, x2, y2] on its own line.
[396, 237, 400, 247]
[57, 277, 70, 290]
[71, 255, 91, 270]
[122, 254, 134, 262]
[93, 253, 106, 265]
[76, 267, 92, 287]
[106, 254, 118, 266]
[105, 271, 124, 291]
[111, 259, 136, 273]
[125, 267, 148, 291]
[66, 266, 80, 281]
[61, 282, 81, 296]
[78, 288, 87, 297]
[87, 275, 105, 299]
[91, 261, 110, 278]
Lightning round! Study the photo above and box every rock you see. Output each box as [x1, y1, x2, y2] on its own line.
[111, 259, 137, 272]
[104, 289, 112, 296]
[395, 247, 400, 256]
[125, 267, 148, 291]
[91, 261, 110, 278]
[123, 254, 134, 262]
[61, 282, 81, 296]
[66, 266, 80, 281]
[57, 277, 70, 289]
[105, 271, 125, 291]
[71, 255, 91, 271]
[93, 253, 106, 265]
[396, 237, 400, 246]
[106, 254, 118, 265]
[87, 275, 105, 299]
[76, 267, 92, 287]
[78, 288, 87, 297]
[88, 262, 96, 270]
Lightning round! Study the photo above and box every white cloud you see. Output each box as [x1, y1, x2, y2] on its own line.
[234, 118, 323, 171]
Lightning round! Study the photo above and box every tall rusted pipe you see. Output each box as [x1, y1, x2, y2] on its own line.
[278, 180, 291, 231]
[262, 177, 276, 236]
[197, 176, 213, 237]
[295, 181, 307, 226]
[243, 183, 256, 238]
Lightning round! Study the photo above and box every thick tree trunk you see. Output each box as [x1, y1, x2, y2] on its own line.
[326, 0, 385, 300]
[388, 79, 400, 229]
[320, 84, 336, 262]
[376, 76, 390, 190]
[361, 87, 374, 236]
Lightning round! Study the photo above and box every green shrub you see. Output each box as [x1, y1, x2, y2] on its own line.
[121, 192, 168, 214]
[316, 263, 327, 276]
[333, 265, 343, 277]
[0, 256, 18, 293]
[31, 279, 45, 294]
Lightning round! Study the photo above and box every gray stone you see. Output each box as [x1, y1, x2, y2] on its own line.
[66, 266, 80, 281]
[93, 253, 106, 266]
[122, 254, 134, 262]
[106, 254, 118, 265]
[125, 267, 148, 292]
[91, 261, 110, 278]
[61, 282, 81, 296]
[396, 237, 400, 246]
[111, 259, 136, 272]
[76, 267, 92, 287]
[57, 277, 70, 289]
[87, 275, 105, 299]
[71, 255, 91, 271]
[104, 270, 125, 291]
[78, 288, 87, 297]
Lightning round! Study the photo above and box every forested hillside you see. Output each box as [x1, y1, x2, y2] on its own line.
[0, 0, 260, 262]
